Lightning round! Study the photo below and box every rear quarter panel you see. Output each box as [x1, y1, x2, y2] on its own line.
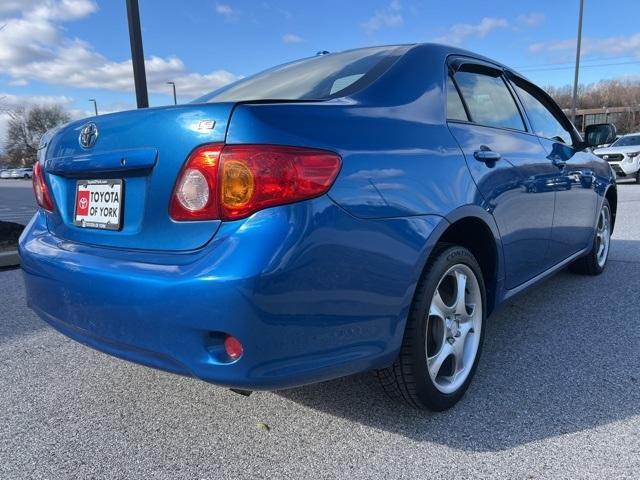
[223, 45, 504, 364]
[226, 45, 479, 220]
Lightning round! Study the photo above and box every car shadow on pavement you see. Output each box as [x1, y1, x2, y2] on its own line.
[278, 239, 640, 452]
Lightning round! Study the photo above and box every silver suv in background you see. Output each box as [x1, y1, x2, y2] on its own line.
[594, 133, 640, 183]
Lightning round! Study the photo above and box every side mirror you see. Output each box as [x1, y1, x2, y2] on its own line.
[584, 123, 617, 148]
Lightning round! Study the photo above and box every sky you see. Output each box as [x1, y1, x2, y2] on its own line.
[1, 0, 639, 147]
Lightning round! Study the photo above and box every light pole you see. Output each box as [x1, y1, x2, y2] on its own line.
[126, 0, 149, 108]
[89, 99, 98, 116]
[167, 81, 177, 105]
[570, 0, 584, 126]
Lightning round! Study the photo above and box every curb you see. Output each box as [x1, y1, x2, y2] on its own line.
[0, 250, 20, 268]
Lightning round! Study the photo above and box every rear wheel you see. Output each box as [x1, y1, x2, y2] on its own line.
[569, 199, 611, 275]
[376, 245, 486, 411]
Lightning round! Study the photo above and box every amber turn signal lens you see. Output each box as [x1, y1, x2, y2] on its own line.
[222, 160, 255, 207]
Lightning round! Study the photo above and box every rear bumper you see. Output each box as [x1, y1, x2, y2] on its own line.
[19, 199, 441, 390]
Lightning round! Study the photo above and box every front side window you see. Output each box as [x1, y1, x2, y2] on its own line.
[453, 70, 525, 131]
[512, 82, 573, 145]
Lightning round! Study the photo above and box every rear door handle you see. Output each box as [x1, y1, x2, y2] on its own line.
[473, 146, 502, 163]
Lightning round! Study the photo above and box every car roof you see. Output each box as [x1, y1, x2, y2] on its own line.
[342, 42, 527, 80]
[344, 42, 508, 62]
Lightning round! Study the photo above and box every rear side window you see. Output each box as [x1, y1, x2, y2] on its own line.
[454, 71, 525, 131]
[447, 76, 468, 121]
[195, 46, 409, 103]
[512, 82, 572, 144]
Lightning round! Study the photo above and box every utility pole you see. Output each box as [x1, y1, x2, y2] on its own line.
[571, 0, 584, 126]
[126, 0, 149, 108]
[167, 81, 177, 105]
[89, 99, 98, 116]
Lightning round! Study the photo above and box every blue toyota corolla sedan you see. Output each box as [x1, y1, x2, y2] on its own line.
[20, 44, 617, 411]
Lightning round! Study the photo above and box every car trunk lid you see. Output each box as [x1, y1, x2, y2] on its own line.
[42, 103, 233, 251]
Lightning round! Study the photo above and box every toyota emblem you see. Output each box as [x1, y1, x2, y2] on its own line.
[79, 122, 99, 149]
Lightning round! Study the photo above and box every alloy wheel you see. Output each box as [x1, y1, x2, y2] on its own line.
[425, 264, 482, 394]
[596, 204, 611, 268]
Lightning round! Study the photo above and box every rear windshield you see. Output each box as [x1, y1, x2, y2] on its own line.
[194, 45, 409, 103]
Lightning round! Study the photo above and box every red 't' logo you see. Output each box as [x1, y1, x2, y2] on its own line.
[77, 190, 90, 216]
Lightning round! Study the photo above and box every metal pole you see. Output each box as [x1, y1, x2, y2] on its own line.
[571, 0, 584, 125]
[89, 99, 98, 116]
[126, 0, 149, 108]
[167, 82, 177, 105]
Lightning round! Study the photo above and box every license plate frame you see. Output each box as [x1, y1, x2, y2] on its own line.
[73, 179, 124, 231]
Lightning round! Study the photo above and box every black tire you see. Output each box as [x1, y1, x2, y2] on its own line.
[376, 244, 486, 411]
[569, 198, 612, 275]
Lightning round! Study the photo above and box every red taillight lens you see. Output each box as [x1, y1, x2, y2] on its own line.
[32, 162, 54, 212]
[218, 145, 342, 220]
[170, 144, 341, 221]
[169, 144, 223, 220]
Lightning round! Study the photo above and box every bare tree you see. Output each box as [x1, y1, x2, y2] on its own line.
[4, 104, 71, 167]
[545, 80, 640, 110]
[545, 80, 640, 134]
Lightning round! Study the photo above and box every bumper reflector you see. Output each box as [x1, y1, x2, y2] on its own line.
[224, 335, 243, 360]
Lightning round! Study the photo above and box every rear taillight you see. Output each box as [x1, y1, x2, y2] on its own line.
[170, 144, 341, 221]
[32, 162, 54, 212]
[169, 144, 223, 221]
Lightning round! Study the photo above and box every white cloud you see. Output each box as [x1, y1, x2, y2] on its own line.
[27, 0, 98, 21]
[0, 0, 46, 15]
[529, 33, 640, 60]
[0, 1, 239, 98]
[362, 0, 403, 34]
[215, 3, 238, 20]
[517, 12, 545, 28]
[0, 92, 74, 109]
[434, 17, 509, 46]
[166, 69, 238, 97]
[282, 33, 304, 44]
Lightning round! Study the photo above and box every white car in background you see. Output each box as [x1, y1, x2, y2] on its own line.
[11, 167, 33, 179]
[594, 133, 640, 183]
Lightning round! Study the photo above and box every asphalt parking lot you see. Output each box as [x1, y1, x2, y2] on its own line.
[1, 184, 639, 479]
[0, 179, 37, 225]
